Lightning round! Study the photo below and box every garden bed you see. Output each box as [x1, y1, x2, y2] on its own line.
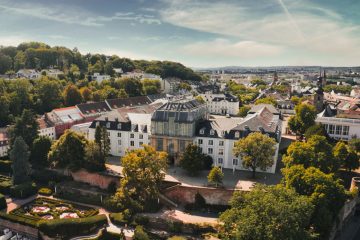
[10, 197, 99, 221]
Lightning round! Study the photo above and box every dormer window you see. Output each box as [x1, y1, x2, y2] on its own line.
[210, 129, 215, 135]
[106, 122, 110, 129]
[235, 131, 240, 138]
[200, 129, 205, 135]
[95, 121, 100, 127]
[117, 123, 122, 130]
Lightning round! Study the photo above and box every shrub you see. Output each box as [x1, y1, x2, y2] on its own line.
[31, 169, 70, 184]
[54, 191, 103, 206]
[10, 182, 37, 199]
[168, 221, 183, 233]
[103, 196, 122, 212]
[0, 193, 6, 210]
[107, 181, 117, 194]
[0, 160, 12, 174]
[133, 225, 150, 240]
[109, 212, 128, 226]
[0, 175, 12, 195]
[134, 215, 150, 226]
[0, 211, 39, 227]
[38, 188, 52, 196]
[38, 214, 107, 238]
[168, 236, 187, 240]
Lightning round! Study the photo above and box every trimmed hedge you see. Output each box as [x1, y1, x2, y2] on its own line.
[0, 175, 12, 195]
[54, 191, 103, 206]
[38, 187, 52, 196]
[10, 182, 37, 199]
[0, 160, 11, 174]
[0, 211, 39, 227]
[31, 169, 71, 183]
[109, 212, 128, 226]
[38, 214, 107, 238]
[0, 193, 6, 210]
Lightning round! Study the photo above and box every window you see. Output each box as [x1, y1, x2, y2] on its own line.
[200, 147, 203, 152]
[118, 140, 121, 145]
[210, 129, 215, 135]
[130, 141, 135, 146]
[139, 134, 143, 139]
[219, 140, 224, 146]
[139, 142, 143, 146]
[218, 149, 224, 155]
[117, 123, 122, 130]
[336, 125, 342, 135]
[117, 132, 121, 137]
[106, 122, 110, 129]
[208, 140, 213, 145]
[218, 158, 223, 164]
[342, 126, 349, 136]
[235, 131, 240, 138]
[198, 139, 203, 145]
[208, 148, 213, 154]
[179, 140, 186, 152]
[233, 159, 238, 166]
[200, 129, 204, 134]
[156, 139, 163, 151]
[130, 133, 134, 138]
[329, 125, 335, 134]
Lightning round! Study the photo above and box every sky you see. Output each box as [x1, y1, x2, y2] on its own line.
[0, 0, 360, 68]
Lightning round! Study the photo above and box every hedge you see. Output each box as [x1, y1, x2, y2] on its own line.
[54, 191, 103, 206]
[10, 182, 37, 199]
[38, 187, 52, 196]
[109, 212, 128, 226]
[0, 160, 11, 174]
[0, 211, 39, 227]
[0, 193, 6, 210]
[0, 175, 12, 195]
[31, 169, 71, 183]
[38, 214, 107, 238]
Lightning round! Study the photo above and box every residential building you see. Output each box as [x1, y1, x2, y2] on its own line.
[16, 69, 40, 79]
[200, 93, 239, 115]
[162, 78, 181, 93]
[37, 117, 56, 140]
[70, 122, 92, 138]
[150, 99, 207, 163]
[92, 73, 111, 83]
[195, 104, 281, 173]
[42, 69, 64, 79]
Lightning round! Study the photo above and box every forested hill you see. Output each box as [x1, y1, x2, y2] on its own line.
[0, 41, 201, 81]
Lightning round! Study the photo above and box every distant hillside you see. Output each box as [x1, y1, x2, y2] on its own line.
[0, 41, 202, 81]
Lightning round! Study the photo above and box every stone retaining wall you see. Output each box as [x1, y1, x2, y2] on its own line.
[70, 169, 120, 190]
[0, 219, 38, 239]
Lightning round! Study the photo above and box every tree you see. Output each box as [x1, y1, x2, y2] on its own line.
[80, 87, 92, 102]
[195, 95, 205, 104]
[0, 95, 10, 127]
[114, 145, 167, 213]
[48, 130, 88, 170]
[180, 144, 205, 176]
[208, 166, 224, 187]
[333, 141, 359, 172]
[9, 109, 39, 148]
[233, 132, 276, 178]
[288, 104, 316, 135]
[133, 225, 150, 240]
[84, 141, 106, 172]
[114, 78, 143, 97]
[0, 53, 12, 74]
[94, 125, 110, 161]
[10, 137, 31, 185]
[304, 124, 328, 140]
[178, 82, 191, 91]
[238, 105, 250, 117]
[34, 77, 63, 112]
[220, 185, 314, 240]
[283, 135, 338, 173]
[142, 79, 161, 95]
[104, 61, 115, 76]
[255, 97, 277, 106]
[63, 84, 82, 106]
[30, 136, 52, 168]
[282, 165, 347, 238]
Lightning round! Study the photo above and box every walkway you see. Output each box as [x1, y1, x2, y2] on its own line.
[144, 209, 218, 225]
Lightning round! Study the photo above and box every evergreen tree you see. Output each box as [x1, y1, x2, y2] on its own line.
[9, 109, 39, 148]
[30, 136, 52, 168]
[10, 137, 31, 185]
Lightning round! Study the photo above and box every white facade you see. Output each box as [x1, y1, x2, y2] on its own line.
[16, 69, 41, 79]
[88, 124, 150, 157]
[316, 116, 360, 140]
[194, 137, 278, 173]
[93, 73, 111, 83]
[38, 126, 56, 140]
[0, 131, 9, 157]
[70, 122, 92, 139]
[200, 94, 239, 115]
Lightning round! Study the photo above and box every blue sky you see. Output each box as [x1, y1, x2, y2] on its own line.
[0, 0, 360, 67]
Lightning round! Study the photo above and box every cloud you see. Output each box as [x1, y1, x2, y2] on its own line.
[0, 2, 161, 27]
[183, 39, 283, 58]
[0, 36, 31, 46]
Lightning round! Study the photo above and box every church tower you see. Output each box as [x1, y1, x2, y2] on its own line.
[314, 69, 325, 112]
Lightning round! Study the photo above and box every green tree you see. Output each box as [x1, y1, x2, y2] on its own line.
[80, 87, 92, 102]
[180, 144, 205, 176]
[142, 79, 161, 95]
[207, 166, 224, 187]
[179, 82, 191, 91]
[48, 130, 88, 170]
[304, 124, 328, 140]
[0, 53, 12, 74]
[237, 105, 250, 117]
[34, 77, 63, 112]
[195, 95, 205, 104]
[333, 141, 359, 172]
[282, 165, 347, 238]
[114, 78, 143, 97]
[133, 225, 150, 240]
[9, 109, 39, 148]
[30, 136, 52, 168]
[283, 135, 338, 173]
[10, 137, 31, 185]
[233, 132, 276, 178]
[114, 145, 167, 213]
[104, 60, 115, 76]
[63, 84, 82, 106]
[84, 141, 106, 172]
[0, 95, 10, 127]
[255, 97, 277, 106]
[288, 104, 316, 135]
[94, 125, 110, 161]
[220, 185, 314, 240]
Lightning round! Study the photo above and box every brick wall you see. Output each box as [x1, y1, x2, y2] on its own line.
[70, 169, 120, 190]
